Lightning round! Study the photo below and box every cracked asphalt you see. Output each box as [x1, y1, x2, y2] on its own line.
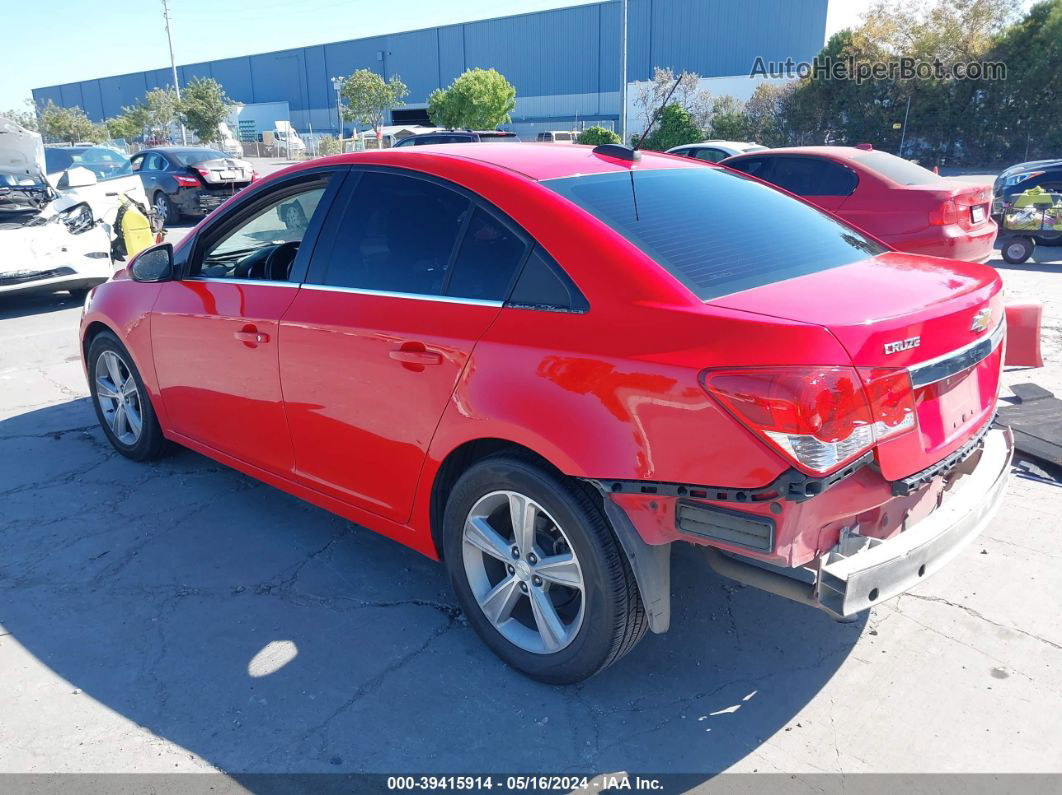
[1, 228, 1061, 779]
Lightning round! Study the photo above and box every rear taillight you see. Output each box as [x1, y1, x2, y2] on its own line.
[702, 366, 916, 474]
[929, 199, 960, 226]
[174, 175, 199, 187]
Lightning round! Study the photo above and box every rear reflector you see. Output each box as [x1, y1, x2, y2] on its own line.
[675, 501, 775, 551]
[702, 366, 917, 474]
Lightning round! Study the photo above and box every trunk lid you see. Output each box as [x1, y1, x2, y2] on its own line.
[191, 157, 252, 185]
[712, 252, 1004, 479]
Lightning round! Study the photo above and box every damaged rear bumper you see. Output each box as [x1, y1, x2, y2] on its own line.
[706, 427, 1014, 619]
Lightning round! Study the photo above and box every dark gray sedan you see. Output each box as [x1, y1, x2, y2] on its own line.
[130, 147, 256, 225]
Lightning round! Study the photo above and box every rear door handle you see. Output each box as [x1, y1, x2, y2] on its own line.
[234, 330, 270, 344]
[389, 349, 442, 365]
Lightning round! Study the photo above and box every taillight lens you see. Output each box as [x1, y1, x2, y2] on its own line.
[702, 366, 916, 474]
[929, 199, 960, 226]
[174, 175, 199, 187]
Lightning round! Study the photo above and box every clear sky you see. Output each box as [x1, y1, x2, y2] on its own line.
[1, 0, 870, 112]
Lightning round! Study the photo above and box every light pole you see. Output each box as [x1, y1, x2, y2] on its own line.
[331, 76, 344, 146]
[161, 0, 187, 145]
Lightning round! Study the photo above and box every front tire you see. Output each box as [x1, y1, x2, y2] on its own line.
[443, 456, 647, 683]
[87, 331, 166, 461]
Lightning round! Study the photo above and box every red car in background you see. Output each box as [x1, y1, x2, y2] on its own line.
[80, 143, 1014, 683]
[722, 146, 997, 262]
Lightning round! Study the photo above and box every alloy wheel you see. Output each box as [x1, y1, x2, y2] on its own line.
[462, 490, 585, 654]
[94, 350, 143, 446]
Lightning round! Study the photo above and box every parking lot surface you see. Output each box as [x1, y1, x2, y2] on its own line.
[1, 237, 1061, 779]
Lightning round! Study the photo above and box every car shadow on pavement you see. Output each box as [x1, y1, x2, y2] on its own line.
[0, 292, 87, 320]
[0, 399, 862, 779]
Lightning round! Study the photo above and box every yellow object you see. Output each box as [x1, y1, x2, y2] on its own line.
[1013, 186, 1056, 208]
[120, 201, 155, 258]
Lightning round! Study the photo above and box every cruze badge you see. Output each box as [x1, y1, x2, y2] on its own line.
[884, 336, 921, 355]
[970, 308, 992, 333]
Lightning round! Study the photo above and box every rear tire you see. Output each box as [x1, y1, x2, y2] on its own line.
[1001, 237, 1034, 264]
[443, 455, 647, 684]
[87, 331, 166, 461]
[153, 192, 179, 226]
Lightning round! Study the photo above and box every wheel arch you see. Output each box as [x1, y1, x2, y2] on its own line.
[424, 435, 672, 635]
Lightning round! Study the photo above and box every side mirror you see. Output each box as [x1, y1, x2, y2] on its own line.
[58, 166, 98, 188]
[130, 243, 174, 283]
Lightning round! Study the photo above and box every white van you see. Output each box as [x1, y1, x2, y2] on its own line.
[217, 122, 243, 157]
[273, 121, 307, 156]
[536, 131, 577, 143]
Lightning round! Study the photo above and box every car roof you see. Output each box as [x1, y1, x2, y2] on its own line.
[724, 146, 868, 160]
[680, 141, 759, 149]
[318, 142, 702, 181]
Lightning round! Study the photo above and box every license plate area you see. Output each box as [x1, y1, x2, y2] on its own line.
[971, 205, 986, 224]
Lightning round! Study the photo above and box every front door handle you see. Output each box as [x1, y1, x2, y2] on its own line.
[234, 330, 270, 344]
[389, 349, 442, 365]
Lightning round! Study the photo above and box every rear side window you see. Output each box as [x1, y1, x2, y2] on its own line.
[693, 148, 728, 163]
[852, 150, 944, 185]
[763, 156, 858, 196]
[543, 168, 884, 301]
[446, 206, 527, 300]
[508, 246, 589, 312]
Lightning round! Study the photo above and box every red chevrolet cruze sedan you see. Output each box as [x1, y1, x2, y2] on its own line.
[722, 146, 997, 263]
[80, 143, 1013, 683]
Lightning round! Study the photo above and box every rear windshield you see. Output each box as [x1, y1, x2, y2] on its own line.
[543, 168, 884, 301]
[852, 150, 943, 185]
[173, 149, 229, 165]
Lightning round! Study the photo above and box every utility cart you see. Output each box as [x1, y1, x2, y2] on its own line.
[998, 187, 1062, 264]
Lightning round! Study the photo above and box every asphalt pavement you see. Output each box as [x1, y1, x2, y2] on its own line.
[0, 224, 1060, 781]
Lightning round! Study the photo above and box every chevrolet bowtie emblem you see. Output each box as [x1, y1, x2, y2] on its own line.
[970, 308, 993, 333]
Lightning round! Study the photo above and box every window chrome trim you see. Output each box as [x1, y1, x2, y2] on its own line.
[185, 277, 297, 288]
[908, 317, 1005, 388]
[301, 283, 504, 307]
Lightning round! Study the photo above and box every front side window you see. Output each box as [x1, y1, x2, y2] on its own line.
[194, 182, 328, 281]
[543, 167, 884, 301]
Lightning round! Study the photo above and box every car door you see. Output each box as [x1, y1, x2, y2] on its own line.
[149, 167, 346, 475]
[279, 168, 530, 521]
[132, 152, 166, 199]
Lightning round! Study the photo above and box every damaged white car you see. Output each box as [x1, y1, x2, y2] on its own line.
[1, 117, 152, 298]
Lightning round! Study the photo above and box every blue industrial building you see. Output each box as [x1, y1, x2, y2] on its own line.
[32, 0, 828, 138]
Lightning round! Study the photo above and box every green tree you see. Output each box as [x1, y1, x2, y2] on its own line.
[639, 104, 704, 151]
[179, 77, 230, 144]
[127, 88, 180, 140]
[39, 101, 96, 143]
[576, 125, 621, 145]
[427, 68, 516, 130]
[340, 69, 408, 137]
[104, 113, 142, 141]
[3, 100, 39, 131]
[708, 95, 750, 140]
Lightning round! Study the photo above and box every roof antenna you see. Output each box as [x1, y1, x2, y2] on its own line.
[634, 72, 684, 151]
